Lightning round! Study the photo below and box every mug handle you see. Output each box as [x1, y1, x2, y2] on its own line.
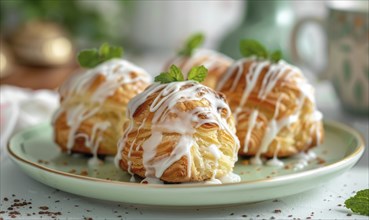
[290, 17, 327, 80]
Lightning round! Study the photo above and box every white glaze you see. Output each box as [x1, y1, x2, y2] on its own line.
[242, 110, 259, 153]
[208, 144, 221, 180]
[293, 150, 317, 171]
[53, 59, 150, 161]
[87, 156, 103, 167]
[187, 172, 240, 185]
[266, 143, 284, 167]
[76, 121, 110, 166]
[266, 157, 284, 167]
[208, 144, 221, 159]
[204, 179, 222, 184]
[218, 58, 323, 166]
[115, 81, 240, 183]
[219, 172, 241, 183]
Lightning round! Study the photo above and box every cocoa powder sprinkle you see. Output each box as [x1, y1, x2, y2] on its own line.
[39, 206, 49, 210]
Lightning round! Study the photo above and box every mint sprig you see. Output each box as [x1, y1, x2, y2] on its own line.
[188, 66, 207, 82]
[154, 65, 208, 84]
[240, 39, 282, 63]
[345, 189, 369, 216]
[77, 43, 123, 68]
[155, 65, 184, 83]
[270, 50, 282, 63]
[178, 33, 205, 56]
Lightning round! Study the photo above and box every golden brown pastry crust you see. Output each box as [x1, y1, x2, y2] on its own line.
[116, 82, 239, 183]
[217, 59, 324, 158]
[165, 49, 233, 89]
[53, 60, 150, 156]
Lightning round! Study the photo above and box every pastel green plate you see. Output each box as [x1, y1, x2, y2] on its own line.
[7, 121, 365, 206]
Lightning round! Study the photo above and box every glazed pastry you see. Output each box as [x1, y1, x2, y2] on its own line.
[115, 70, 240, 183]
[53, 58, 151, 160]
[216, 57, 324, 164]
[165, 33, 233, 89]
[167, 49, 233, 89]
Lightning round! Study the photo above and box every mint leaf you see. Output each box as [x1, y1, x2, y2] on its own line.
[108, 47, 123, 59]
[77, 43, 123, 68]
[154, 64, 208, 84]
[154, 73, 177, 83]
[99, 42, 110, 57]
[239, 39, 283, 63]
[169, 65, 184, 81]
[240, 39, 268, 59]
[270, 50, 282, 63]
[77, 50, 101, 68]
[345, 189, 369, 216]
[101, 44, 123, 61]
[154, 65, 184, 83]
[178, 33, 205, 56]
[188, 65, 208, 82]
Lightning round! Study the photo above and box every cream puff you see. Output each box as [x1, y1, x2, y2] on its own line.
[115, 72, 240, 183]
[53, 59, 151, 161]
[216, 57, 324, 165]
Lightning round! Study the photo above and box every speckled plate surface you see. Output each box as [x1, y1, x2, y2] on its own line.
[7, 121, 364, 206]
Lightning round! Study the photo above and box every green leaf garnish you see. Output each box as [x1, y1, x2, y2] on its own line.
[154, 64, 208, 84]
[154, 72, 177, 84]
[77, 43, 123, 68]
[155, 65, 184, 83]
[240, 39, 268, 59]
[178, 33, 205, 56]
[170, 65, 184, 81]
[345, 189, 369, 216]
[270, 50, 282, 63]
[240, 39, 283, 63]
[188, 65, 208, 82]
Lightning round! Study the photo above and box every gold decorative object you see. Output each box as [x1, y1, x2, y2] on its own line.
[0, 39, 13, 78]
[11, 21, 73, 66]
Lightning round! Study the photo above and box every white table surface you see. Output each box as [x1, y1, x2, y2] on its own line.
[0, 158, 367, 220]
[1, 69, 368, 219]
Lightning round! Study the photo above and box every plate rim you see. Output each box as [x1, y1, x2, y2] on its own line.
[7, 120, 365, 189]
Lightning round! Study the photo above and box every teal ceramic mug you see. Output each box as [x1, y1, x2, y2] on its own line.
[291, 1, 368, 115]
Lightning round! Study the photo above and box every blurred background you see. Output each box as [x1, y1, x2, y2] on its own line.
[0, 0, 330, 86]
[0, 0, 368, 165]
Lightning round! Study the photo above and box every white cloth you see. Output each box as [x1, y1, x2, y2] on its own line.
[0, 85, 59, 152]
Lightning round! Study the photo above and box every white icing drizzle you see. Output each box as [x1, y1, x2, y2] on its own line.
[266, 143, 284, 167]
[87, 156, 103, 167]
[115, 81, 240, 183]
[251, 95, 301, 165]
[204, 179, 222, 184]
[76, 121, 111, 166]
[52, 59, 151, 160]
[219, 172, 241, 183]
[208, 144, 221, 180]
[65, 105, 100, 151]
[293, 150, 317, 171]
[188, 172, 241, 185]
[171, 49, 233, 78]
[242, 110, 259, 153]
[58, 59, 150, 99]
[266, 157, 284, 167]
[217, 58, 323, 166]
